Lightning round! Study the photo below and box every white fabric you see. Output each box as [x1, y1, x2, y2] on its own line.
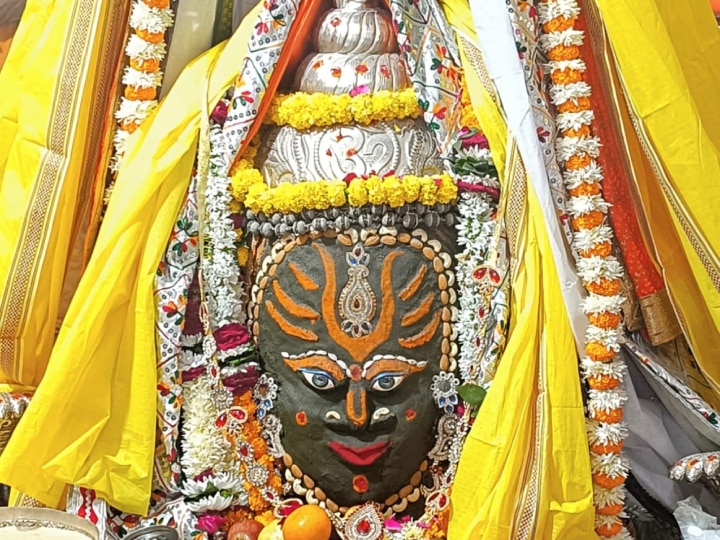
[468, 0, 587, 353]
[161, 0, 219, 96]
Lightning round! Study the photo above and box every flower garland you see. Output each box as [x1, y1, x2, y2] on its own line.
[231, 170, 458, 216]
[265, 88, 422, 130]
[106, 0, 174, 202]
[538, 1, 630, 538]
[204, 110, 244, 327]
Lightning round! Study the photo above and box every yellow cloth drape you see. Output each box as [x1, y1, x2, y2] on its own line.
[0, 2, 263, 514]
[445, 2, 595, 538]
[593, 0, 720, 392]
[0, 0, 119, 391]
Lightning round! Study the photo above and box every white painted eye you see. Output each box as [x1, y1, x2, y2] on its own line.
[298, 369, 338, 390]
[370, 373, 406, 392]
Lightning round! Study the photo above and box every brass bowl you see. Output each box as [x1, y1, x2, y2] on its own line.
[0, 507, 99, 538]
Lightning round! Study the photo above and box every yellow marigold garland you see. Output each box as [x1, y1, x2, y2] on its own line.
[265, 88, 422, 130]
[231, 169, 457, 216]
[538, 1, 630, 539]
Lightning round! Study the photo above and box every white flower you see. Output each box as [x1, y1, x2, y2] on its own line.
[122, 66, 163, 89]
[572, 225, 613, 252]
[594, 486, 626, 508]
[566, 194, 610, 217]
[185, 492, 235, 513]
[546, 58, 586, 74]
[549, 81, 592, 105]
[556, 110, 594, 132]
[126, 34, 167, 61]
[591, 452, 630, 478]
[585, 325, 624, 350]
[115, 97, 158, 124]
[555, 135, 601, 161]
[539, 28, 584, 50]
[563, 160, 603, 189]
[576, 255, 624, 283]
[586, 419, 628, 446]
[130, 1, 174, 33]
[588, 389, 628, 413]
[582, 293, 624, 315]
[538, 0, 581, 22]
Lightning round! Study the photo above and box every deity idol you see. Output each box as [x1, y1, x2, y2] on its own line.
[246, 0, 464, 520]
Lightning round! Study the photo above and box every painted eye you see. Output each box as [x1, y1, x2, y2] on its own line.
[299, 369, 337, 391]
[370, 373, 406, 392]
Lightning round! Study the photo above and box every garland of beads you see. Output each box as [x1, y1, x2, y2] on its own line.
[538, 1, 631, 539]
[106, 0, 174, 202]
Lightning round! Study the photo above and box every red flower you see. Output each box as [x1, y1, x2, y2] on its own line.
[214, 323, 250, 351]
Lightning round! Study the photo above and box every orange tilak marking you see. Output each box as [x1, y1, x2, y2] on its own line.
[364, 358, 425, 381]
[272, 280, 320, 321]
[400, 292, 435, 328]
[399, 264, 427, 301]
[265, 301, 319, 342]
[288, 261, 320, 291]
[398, 311, 441, 349]
[283, 355, 345, 382]
[346, 386, 368, 427]
[315, 244, 401, 363]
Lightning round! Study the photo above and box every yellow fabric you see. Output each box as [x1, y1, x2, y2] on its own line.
[594, 0, 720, 393]
[444, 2, 595, 538]
[0, 0, 111, 390]
[0, 1, 263, 515]
[448, 166, 596, 540]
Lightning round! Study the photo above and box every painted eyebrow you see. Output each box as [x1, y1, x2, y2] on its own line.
[281, 352, 347, 382]
[362, 354, 428, 377]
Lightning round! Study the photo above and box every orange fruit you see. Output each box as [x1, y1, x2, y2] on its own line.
[282, 505, 332, 540]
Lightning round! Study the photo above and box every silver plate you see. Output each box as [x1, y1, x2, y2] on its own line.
[0, 507, 99, 539]
[125, 525, 180, 540]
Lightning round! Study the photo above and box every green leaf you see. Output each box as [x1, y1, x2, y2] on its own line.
[458, 384, 487, 407]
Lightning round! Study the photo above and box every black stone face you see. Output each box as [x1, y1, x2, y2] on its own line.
[254, 226, 456, 508]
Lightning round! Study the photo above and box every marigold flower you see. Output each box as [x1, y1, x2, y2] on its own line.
[565, 154, 593, 171]
[581, 242, 613, 258]
[129, 57, 160, 72]
[551, 68, 583, 85]
[592, 472, 626, 490]
[572, 210, 604, 230]
[547, 44, 580, 62]
[593, 407, 624, 423]
[591, 441, 624, 454]
[142, 0, 170, 7]
[586, 278, 622, 296]
[587, 374, 620, 391]
[563, 125, 592, 138]
[542, 16, 575, 33]
[569, 183, 601, 198]
[586, 341, 616, 362]
[136, 28, 165, 43]
[120, 120, 139, 134]
[557, 97, 592, 113]
[596, 520, 623, 537]
[596, 503, 624, 516]
[124, 85, 156, 101]
[589, 311, 622, 329]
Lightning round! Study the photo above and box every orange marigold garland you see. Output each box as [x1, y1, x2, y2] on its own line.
[538, 1, 630, 538]
[106, 0, 174, 203]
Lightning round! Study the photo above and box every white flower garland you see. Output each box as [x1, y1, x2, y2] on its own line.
[539, 1, 630, 538]
[106, 0, 174, 200]
[203, 124, 243, 328]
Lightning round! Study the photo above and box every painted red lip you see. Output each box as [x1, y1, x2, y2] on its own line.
[328, 441, 391, 466]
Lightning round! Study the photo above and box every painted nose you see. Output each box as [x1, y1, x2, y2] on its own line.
[346, 380, 368, 429]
